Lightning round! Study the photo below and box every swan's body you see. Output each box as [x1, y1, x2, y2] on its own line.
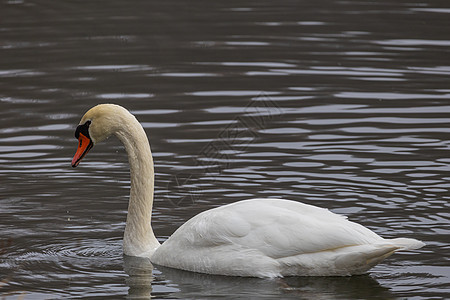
[72, 104, 424, 277]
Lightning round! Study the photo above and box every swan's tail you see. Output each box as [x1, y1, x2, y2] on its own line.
[332, 238, 424, 275]
[387, 237, 425, 251]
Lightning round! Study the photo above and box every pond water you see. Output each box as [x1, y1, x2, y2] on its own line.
[1, 0, 449, 299]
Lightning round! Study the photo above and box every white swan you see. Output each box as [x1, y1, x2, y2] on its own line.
[71, 104, 424, 277]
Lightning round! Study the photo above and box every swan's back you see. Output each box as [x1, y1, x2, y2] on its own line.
[151, 199, 424, 277]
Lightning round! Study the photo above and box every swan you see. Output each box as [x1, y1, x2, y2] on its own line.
[71, 104, 424, 277]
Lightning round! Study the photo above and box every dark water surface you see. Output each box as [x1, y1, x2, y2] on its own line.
[1, 0, 449, 299]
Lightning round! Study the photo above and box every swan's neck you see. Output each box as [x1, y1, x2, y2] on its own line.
[115, 114, 160, 257]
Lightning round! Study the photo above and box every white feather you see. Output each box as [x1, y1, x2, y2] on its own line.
[151, 198, 424, 277]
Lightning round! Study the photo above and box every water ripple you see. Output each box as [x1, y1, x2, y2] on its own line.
[1, 0, 449, 298]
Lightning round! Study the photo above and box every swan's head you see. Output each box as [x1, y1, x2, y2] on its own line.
[72, 104, 127, 168]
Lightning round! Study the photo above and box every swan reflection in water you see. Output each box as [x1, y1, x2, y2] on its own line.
[123, 256, 394, 299]
[123, 256, 154, 299]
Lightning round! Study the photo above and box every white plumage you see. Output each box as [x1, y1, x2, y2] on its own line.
[152, 198, 423, 277]
[72, 104, 425, 278]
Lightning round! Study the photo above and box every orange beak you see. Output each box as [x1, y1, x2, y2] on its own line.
[72, 132, 93, 168]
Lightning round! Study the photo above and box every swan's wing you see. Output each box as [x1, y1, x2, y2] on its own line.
[187, 198, 384, 259]
[153, 199, 381, 260]
[152, 198, 423, 277]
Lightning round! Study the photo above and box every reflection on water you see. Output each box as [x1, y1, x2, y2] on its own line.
[124, 256, 154, 299]
[1, 0, 449, 299]
[154, 265, 394, 300]
[124, 257, 395, 300]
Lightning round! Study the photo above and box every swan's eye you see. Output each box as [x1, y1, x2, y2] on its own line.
[75, 120, 92, 140]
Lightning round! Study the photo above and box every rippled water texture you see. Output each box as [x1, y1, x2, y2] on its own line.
[1, 0, 449, 299]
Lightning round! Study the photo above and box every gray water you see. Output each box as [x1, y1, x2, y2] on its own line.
[1, 0, 449, 299]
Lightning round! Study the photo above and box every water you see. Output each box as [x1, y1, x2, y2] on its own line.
[1, 0, 449, 298]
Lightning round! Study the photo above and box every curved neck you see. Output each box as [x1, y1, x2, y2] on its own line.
[114, 112, 160, 257]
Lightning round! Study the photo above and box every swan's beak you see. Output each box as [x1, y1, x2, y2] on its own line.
[72, 133, 93, 168]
